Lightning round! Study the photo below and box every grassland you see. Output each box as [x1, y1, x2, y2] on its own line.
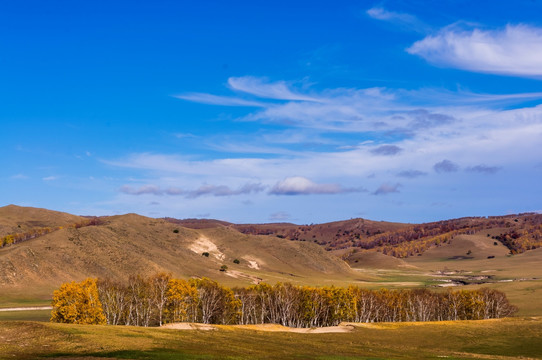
[2, 206, 542, 358]
[1, 317, 541, 359]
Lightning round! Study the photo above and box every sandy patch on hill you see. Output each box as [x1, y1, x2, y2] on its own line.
[224, 270, 262, 284]
[242, 256, 264, 270]
[189, 236, 225, 260]
[162, 323, 355, 333]
[237, 323, 355, 333]
[161, 323, 217, 331]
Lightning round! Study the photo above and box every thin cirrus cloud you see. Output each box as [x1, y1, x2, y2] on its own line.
[11, 174, 29, 180]
[175, 77, 320, 107]
[174, 93, 265, 107]
[228, 76, 321, 102]
[269, 211, 292, 221]
[434, 160, 460, 173]
[408, 24, 542, 77]
[370, 144, 403, 156]
[269, 176, 362, 196]
[366, 6, 431, 34]
[185, 183, 266, 198]
[120, 183, 265, 198]
[176, 76, 542, 137]
[397, 170, 427, 178]
[466, 164, 502, 174]
[120, 184, 169, 196]
[373, 183, 401, 195]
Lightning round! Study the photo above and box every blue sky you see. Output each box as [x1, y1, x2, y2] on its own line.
[2, 0, 542, 224]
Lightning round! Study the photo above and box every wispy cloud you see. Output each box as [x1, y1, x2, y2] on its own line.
[269, 211, 292, 222]
[397, 170, 427, 178]
[466, 164, 501, 174]
[228, 76, 320, 102]
[434, 160, 459, 173]
[174, 93, 265, 107]
[120, 182, 265, 198]
[373, 183, 401, 195]
[370, 144, 403, 156]
[175, 133, 197, 139]
[42, 176, 58, 181]
[366, 6, 431, 34]
[186, 183, 265, 198]
[408, 24, 542, 77]
[10, 174, 28, 180]
[109, 76, 542, 221]
[120, 184, 164, 195]
[269, 176, 362, 195]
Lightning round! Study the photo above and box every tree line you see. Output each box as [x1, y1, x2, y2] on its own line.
[51, 274, 517, 327]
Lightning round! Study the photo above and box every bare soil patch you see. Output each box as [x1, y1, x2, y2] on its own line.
[162, 322, 355, 333]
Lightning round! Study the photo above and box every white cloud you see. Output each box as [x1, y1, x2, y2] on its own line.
[106, 76, 542, 223]
[408, 24, 542, 77]
[174, 133, 197, 139]
[228, 76, 320, 102]
[269, 176, 361, 195]
[10, 174, 28, 180]
[366, 7, 430, 33]
[174, 93, 264, 107]
[42, 176, 58, 181]
[176, 76, 542, 135]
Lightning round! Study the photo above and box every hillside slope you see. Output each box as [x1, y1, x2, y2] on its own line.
[0, 208, 359, 299]
[0, 205, 85, 237]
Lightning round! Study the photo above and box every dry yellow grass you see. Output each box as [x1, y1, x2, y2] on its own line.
[1, 317, 542, 359]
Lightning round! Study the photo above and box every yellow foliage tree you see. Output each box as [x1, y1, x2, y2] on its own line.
[51, 278, 106, 325]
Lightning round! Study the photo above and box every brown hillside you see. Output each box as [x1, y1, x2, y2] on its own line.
[230, 218, 408, 249]
[0, 210, 359, 300]
[0, 204, 85, 237]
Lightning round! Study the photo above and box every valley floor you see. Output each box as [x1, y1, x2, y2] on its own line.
[1, 317, 542, 359]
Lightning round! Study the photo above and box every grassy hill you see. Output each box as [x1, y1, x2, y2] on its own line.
[0, 204, 85, 237]
[0, 206, 360, 303]
[1, 205, 542, 317]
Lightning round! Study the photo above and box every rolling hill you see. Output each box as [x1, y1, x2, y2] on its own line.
[1, 205, 542, 313]
[0, 206, 361, 301]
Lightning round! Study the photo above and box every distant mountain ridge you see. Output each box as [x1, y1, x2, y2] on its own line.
[165, 212, 542, 257]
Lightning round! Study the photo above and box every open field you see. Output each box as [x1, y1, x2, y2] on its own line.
[2, 206, 542, 358]
[1, 317, 541, 359]
[0, 309, 51, 322]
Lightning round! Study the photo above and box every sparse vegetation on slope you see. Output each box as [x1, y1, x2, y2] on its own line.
[0, 206, 358, 301]
[222, 213, 542, 258]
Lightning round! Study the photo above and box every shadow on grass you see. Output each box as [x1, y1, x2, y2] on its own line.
[43, 349, 213, 360]
[42, 350, 391, 360]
